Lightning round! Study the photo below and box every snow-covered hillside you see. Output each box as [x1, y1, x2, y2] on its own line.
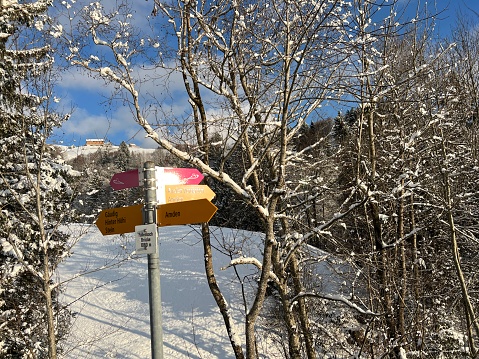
[59, 224, 266, 358]
[58, 144, 158, 162]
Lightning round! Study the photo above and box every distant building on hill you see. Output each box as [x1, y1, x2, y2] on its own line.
[86, 139, 105, 146]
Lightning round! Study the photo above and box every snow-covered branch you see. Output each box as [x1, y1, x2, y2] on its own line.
[291, 292, 380, 316]
[221, 256, 280, 285]
[380, 227, 423, 250]
[283, 196, 368, 266]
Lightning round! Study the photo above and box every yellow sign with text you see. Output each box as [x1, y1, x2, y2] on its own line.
[156, 199, 217, 227]
[95, 204, 143, 235]
[164, 185, 215, 203]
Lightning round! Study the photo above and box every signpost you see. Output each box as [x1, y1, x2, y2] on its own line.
[156, 199, 217, 226]
[143, 162, 163, 359]
[95, 204, 143, 235]
[96, 163, 217, 359]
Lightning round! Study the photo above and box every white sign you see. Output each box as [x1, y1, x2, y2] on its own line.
[135, 224, 158, 254]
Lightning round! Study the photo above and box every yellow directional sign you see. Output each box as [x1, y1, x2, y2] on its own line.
[95, 204, 143, 235]
[164, 185, 215, 204]
[156, 199, 217, 227]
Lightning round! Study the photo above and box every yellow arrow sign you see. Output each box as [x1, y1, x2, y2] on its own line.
[156, 199, 217, 227]
[95, 204, 143, 235]
[163, 185, 215, 204]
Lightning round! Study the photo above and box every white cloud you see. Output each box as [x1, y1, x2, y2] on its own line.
[54, 108, 113, 141]
[58, 67, 114, 93]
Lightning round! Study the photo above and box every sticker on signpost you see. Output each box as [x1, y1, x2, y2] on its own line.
[135, 224, 158, 255]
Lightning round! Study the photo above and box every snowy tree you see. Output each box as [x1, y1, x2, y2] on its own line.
[116, 141, 131, 171]
[451, 14, 479, 158]
[329, 1, 479, 357]
[417, 39, 479, 356]
[0, 1, 74, 358]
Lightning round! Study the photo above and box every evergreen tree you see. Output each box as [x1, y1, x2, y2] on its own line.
[0, 1, 73, 357]
[116, 141, 131, 171]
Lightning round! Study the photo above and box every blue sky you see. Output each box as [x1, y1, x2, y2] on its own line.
[50, 0, 479, 149]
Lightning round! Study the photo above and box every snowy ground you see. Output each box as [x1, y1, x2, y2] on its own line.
[58, 224, 262, 358]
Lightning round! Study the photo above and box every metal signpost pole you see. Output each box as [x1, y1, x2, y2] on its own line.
[143, 161, 164, 359]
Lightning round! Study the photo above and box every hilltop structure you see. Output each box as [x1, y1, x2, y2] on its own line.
[86, 138, 105, 146]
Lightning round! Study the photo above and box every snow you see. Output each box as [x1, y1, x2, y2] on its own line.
[58, 145, 157, 161]
[59, 224, 259, 358]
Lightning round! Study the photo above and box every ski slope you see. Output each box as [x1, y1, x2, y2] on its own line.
[59, 224, 262, 358]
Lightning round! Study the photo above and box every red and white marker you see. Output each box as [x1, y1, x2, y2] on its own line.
[156, 167, 204, 185]
[110, 169, 142, 191]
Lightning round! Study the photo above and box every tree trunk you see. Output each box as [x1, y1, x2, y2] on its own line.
[289, 253, 316, 359]
[397, 159, 406, 344]
[275, 279, 302, 359]
[271, 243, 302, 359]
[446, 198, 479, 356]
[36, 168, 57, 359]
[410, 194, 424, 352]
[278, 210, 316, 359]
[201, 223, 245, 359]
[245, 214, 276, 358]
[43, 252, 57, 359]
[397, 194, 406, 342]
[440, 131, 479, 356]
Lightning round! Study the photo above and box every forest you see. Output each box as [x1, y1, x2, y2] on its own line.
[1, 0, 479, 358]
